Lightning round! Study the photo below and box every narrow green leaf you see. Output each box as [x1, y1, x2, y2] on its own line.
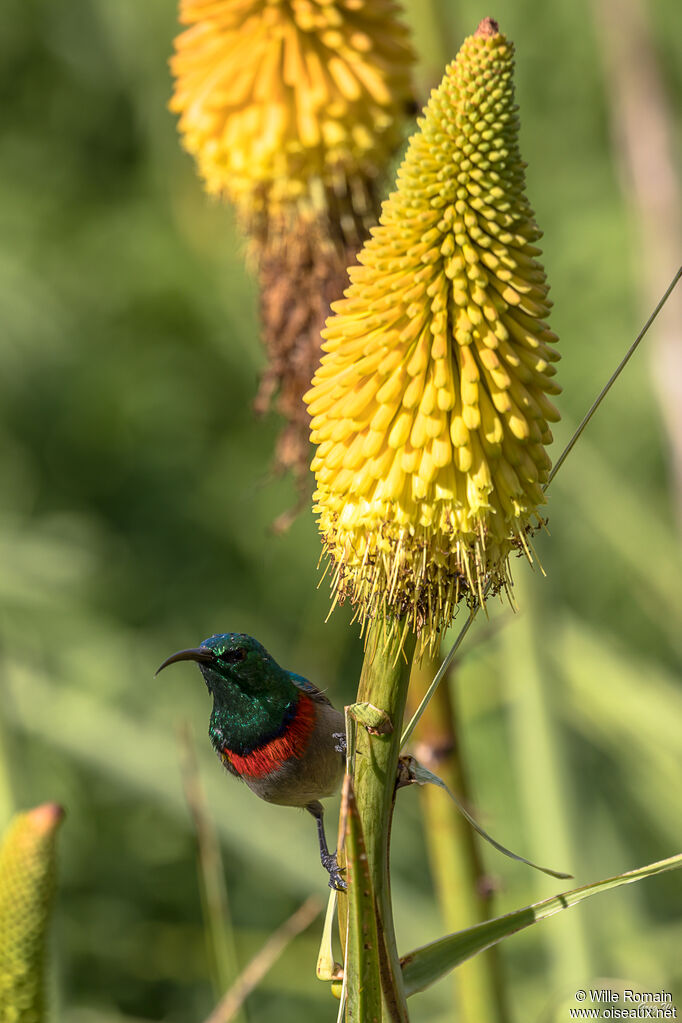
[316, 890, 339, 982]
[178, 725, 243, 1013]
[401, 853, 682, 997]
[405, 756, 572, 879]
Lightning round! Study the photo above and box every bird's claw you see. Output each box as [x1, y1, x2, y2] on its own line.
[333, 732, 347, 755]
[322, 851, 347, 891]
[328, 869, 347, 892]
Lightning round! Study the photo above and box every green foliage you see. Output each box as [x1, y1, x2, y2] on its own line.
[0, 1, 680, 1021]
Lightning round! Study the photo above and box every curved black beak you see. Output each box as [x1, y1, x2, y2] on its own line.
[155, 647, 217, 676]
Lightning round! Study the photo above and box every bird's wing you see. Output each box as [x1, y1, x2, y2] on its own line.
[289, 671, 334, 707]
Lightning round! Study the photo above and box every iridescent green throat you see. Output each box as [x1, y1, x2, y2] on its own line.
[203, 666, 300, 756]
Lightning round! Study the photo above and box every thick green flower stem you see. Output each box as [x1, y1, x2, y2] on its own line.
[348, 617, 416, 1023]
[408, 648, 509, 1023]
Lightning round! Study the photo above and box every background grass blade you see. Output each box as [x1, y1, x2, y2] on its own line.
[502, 576, 593, 988]
[203, 897, 322, 1023]
[179, 725, 244, 1014]
[406, 649, 508, 1023]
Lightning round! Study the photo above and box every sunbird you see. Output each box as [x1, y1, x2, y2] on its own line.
[156, 633, 346, 889]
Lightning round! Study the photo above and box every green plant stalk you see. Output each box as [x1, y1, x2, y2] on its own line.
[342, 774, 383, 1023]
[401, 609, 478, 750]
[502, 575, 591, 985]
[350, 617, 416, 1022]
[408, 647, 509, 1023]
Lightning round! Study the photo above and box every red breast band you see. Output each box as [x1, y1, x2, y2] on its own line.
[222, 693, 316, 778]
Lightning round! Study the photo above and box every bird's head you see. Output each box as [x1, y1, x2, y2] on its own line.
[155, 632, 283, 700]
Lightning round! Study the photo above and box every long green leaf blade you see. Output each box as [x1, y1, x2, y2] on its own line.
[401, 853, 682, 997]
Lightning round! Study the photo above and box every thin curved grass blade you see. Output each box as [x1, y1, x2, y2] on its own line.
[405, 757, 572, 879]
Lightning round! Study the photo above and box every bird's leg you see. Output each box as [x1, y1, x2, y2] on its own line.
[307, 801, 346, 891]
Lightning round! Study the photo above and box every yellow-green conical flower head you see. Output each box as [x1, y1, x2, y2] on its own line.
[305, 18, 561, 641]
[0, 804, 64, 1023]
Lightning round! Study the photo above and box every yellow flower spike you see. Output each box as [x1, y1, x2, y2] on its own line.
[171, 0, 415, 492]
[305, 18, 561, 647]
[170, 0, 415, 227]
[0, 804, 64, 1023]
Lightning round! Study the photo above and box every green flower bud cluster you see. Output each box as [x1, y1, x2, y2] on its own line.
[0, 805, 64, 1023]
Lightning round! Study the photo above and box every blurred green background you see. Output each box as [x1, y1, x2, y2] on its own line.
[1, 0, 681, 1021]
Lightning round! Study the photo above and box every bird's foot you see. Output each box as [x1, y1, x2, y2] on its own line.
[321, 851, 347, 891]
[333, 732, 347, 755]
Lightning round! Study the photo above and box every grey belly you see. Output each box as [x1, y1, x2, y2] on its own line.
[245, 705, 345, 808]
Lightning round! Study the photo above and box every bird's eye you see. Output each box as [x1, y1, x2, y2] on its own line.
[221, 647, 247, 664]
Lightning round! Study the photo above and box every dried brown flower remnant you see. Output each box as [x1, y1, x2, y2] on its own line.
[256, 217, 360, 477]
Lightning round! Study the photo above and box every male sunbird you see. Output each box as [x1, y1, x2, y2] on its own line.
[156, 633, 346, 889]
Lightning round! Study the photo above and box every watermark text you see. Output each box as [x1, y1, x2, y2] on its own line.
[570, 990, 677, 1019]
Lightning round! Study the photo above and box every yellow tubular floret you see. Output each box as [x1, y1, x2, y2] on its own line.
[305, 18, 560, 646]
[170, 0, 415, 221]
